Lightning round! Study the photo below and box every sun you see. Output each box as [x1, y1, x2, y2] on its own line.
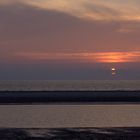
[111, 67, 116, 75]
[111, 67, 116, 71]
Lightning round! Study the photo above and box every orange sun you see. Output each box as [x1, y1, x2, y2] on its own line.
[111, 67, 116, 75]
[111, 67, 116, 71]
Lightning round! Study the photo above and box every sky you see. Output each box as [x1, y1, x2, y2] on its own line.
[0, 0, 140, 80]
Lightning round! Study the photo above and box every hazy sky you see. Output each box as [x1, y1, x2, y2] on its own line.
[0, 0, 140, 80]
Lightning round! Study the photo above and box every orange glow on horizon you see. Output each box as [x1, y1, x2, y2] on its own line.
[91, 52, 140, 63]
[17, 51, 140, 63]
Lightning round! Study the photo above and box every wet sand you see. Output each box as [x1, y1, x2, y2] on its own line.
[0, 127, 140, 140]
[0, 91, 140, 139]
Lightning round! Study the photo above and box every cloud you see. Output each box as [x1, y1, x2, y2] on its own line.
[16, 51, 140, 63]
[0, 2, 140, 64]
[0, 3, 140, 63]
[0, 0, 19, 5]
[0, 1, 140, 80]
[16, 0, 140, 21]
[117, 22, 140, 33]
[1, 0, 140, 21]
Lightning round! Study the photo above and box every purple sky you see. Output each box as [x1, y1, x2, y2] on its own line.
[0, 0, 140, 80]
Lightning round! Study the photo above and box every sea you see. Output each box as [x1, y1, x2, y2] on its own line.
[0, 80, 140, 139]
[0, 80, 140, 91]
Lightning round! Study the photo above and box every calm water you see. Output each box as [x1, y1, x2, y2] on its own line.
[0, 80, 140, 128]
[0, 80, 140, 91]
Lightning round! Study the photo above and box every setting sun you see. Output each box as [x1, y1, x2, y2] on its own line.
[111, 68, 116, 71]
[111, 67, 116, 75]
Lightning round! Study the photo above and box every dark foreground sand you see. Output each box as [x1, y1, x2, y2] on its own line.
[0, 127, 140, 140]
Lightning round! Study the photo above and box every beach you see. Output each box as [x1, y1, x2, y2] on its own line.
[0, 127, 140, 140]
[0, 81, 140, 139]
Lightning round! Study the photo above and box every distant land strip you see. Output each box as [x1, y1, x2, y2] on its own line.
[0, 91, 140, 104]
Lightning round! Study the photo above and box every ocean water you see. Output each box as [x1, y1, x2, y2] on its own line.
[0, 80, 140, 91]
[0, 80, 140, 128]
